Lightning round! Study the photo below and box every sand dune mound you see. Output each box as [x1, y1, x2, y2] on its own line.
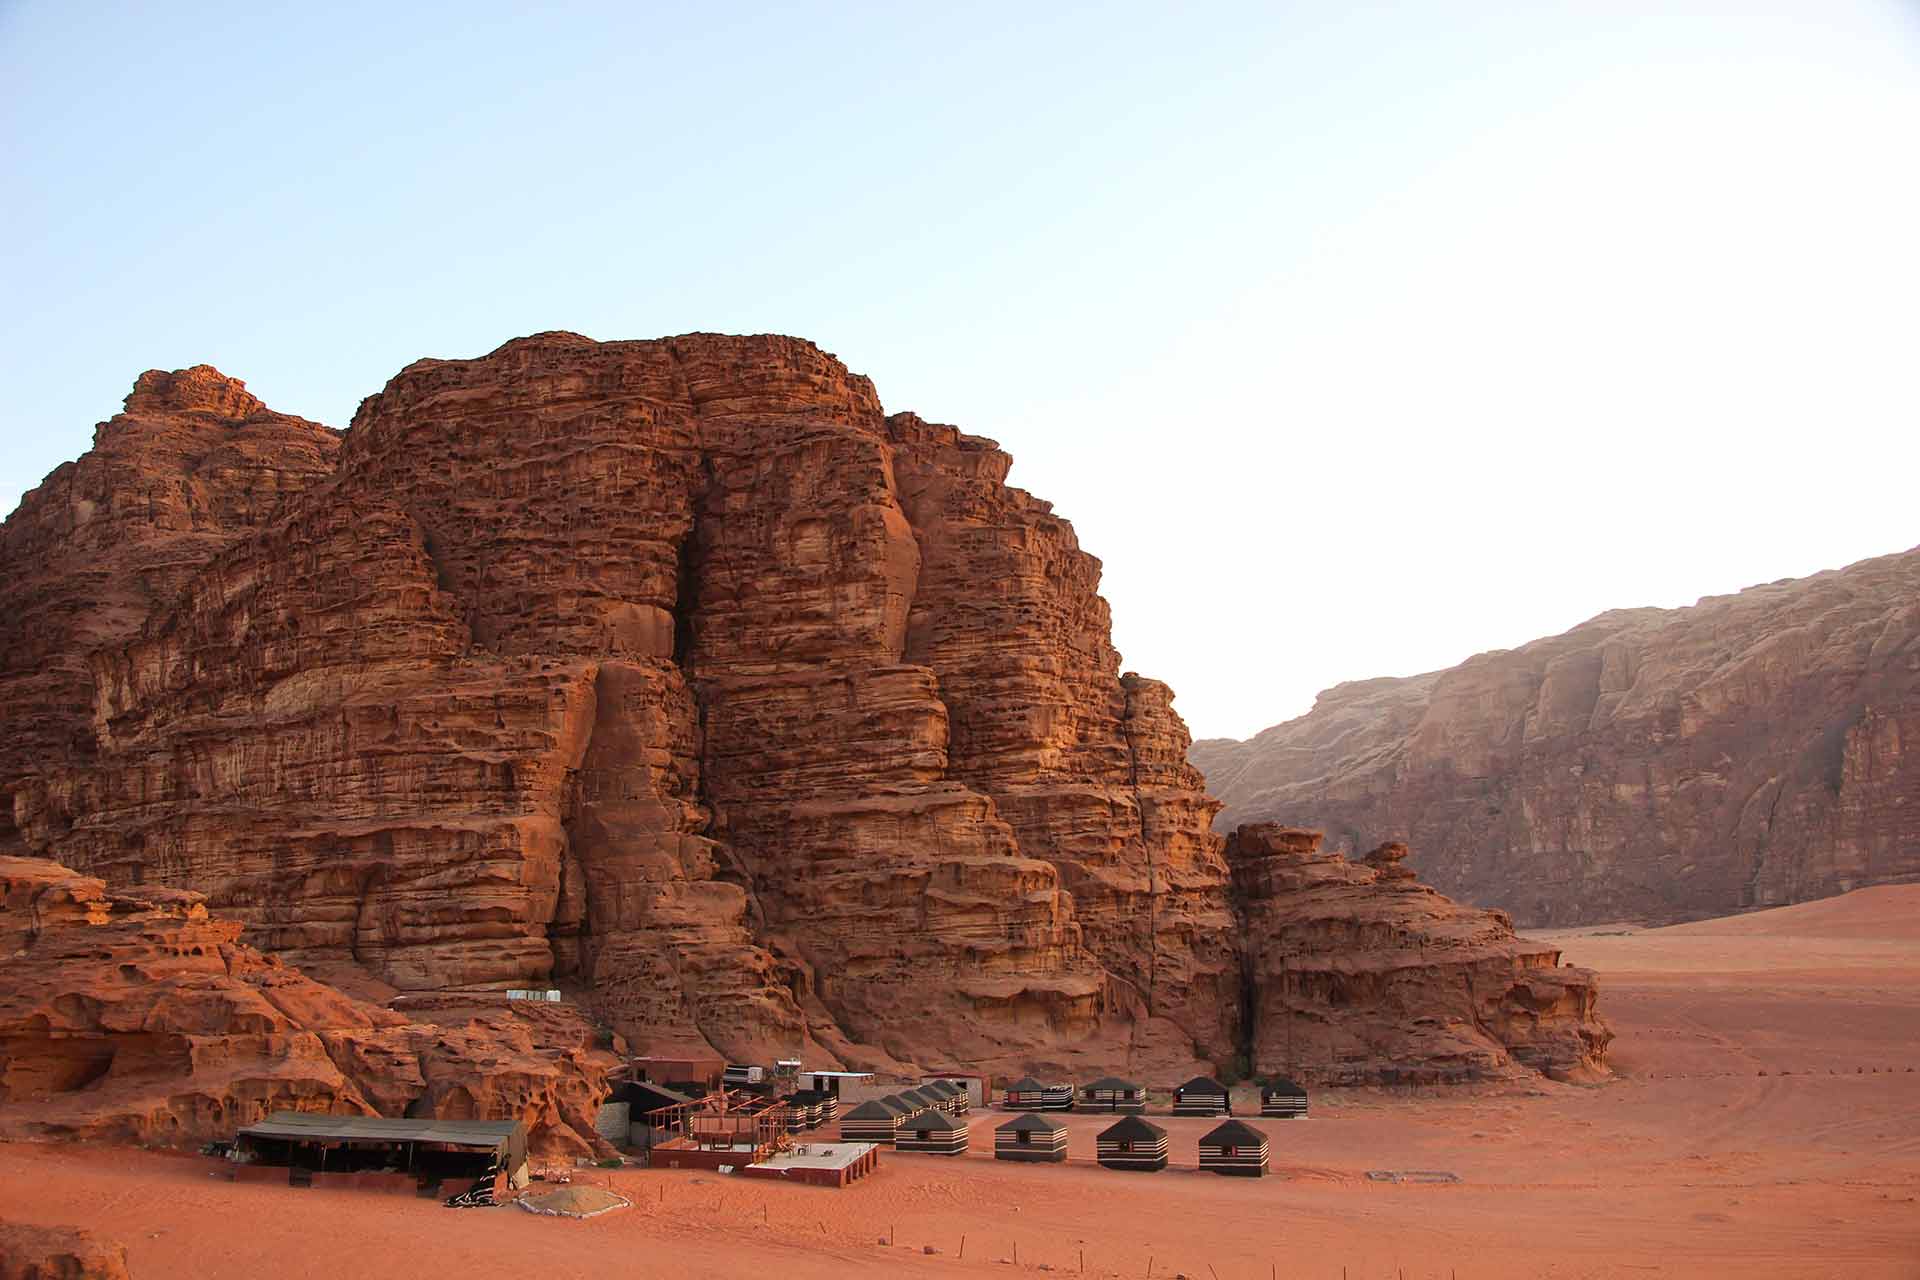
[1656, 883, 1920, 940]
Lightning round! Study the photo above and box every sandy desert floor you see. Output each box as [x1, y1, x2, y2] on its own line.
[4, 886, 1917, 1279]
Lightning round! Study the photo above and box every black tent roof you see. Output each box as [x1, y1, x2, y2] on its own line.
[1176, 1075, 1228, 1094]
[843, 1100, 902, 1121]
[907, 1110, 966, 1134]
[1083, 1076, 1142, 1092]
[1097, 1115, 1167, 1142]
[1200, 1118, 1268, 1147]
[923, 1079, 963, 1097]
[1262, 1077, 1307, 1096]
[899, 1087, 939, 1107]
[996, 1113, 1067, 1133]
[1005, 1076, 1048, 1093]
[238, 1113, 522, 1149]
[876, 1094, 916, 1114]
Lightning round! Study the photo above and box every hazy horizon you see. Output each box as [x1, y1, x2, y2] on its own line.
[6, 1, 1917, 740]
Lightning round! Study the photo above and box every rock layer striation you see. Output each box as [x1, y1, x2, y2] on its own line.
[0, 857, 613, 1153]
[1227, 825, 1609, 1083]
[1194, 549, 1920, 925]
[4, 334, 1610, 1084]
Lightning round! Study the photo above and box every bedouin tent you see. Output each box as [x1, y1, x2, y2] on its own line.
[1260, 1077, 1309, 1119]
[1197, 1118, 1269, 1177]
[994, 1113, 1068, 1163]
[1094, 1115, 1168, 1172]
[1080, 1076, 1146, 1114]
[1171, 1074, 1231, 1117]
[896, 1108, 970, 1156]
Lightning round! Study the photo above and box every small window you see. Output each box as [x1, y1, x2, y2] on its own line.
[1119, 1140, 1134, 1153]
[1225, 1145, 1237, 1157]
[1017, 1129, 1032, 1145]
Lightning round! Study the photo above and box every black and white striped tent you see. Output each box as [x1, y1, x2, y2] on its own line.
[896, 1108, 970, 1156]
[1002, 1076, 1050, 1110]
[1171, 1075, 1231, 1117]
[994, 1114, 1068, 1163]
[840, 1099, 903, 1144]
[1197, 1118, 1269, 1177]
[922, 1079, 967, 1113]
[868, 1092, 909, 1121]
[1095, 1115, 1169, 1171]
[898, 1087, 941, 1118]
[1040, 1083, 1075, 1110]
[1080, 1076, 1147, 1114]
[1260, 1077, 1309, 1119]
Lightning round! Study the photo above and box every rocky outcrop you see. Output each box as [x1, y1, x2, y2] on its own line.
[3, 333, 1608, 1084]
[0, 857, 613, 1154]
[7, 336, 1236, 1077]
[1227, 825, 1609, 1084]
[1193, 548, 1920, 925]
[0, 1221, 132, 1280]
[0, 367, 338, 854]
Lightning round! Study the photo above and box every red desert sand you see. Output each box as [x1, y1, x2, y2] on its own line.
[3, 885, 1918, 1279]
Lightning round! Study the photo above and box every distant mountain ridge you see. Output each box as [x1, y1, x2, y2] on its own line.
[1191, 546, 1920, 926]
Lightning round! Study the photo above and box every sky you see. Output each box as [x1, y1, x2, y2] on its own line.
[4, 1, 1917, 741]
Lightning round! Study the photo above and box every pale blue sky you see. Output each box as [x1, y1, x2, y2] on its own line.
[4, 2, 1917, 739]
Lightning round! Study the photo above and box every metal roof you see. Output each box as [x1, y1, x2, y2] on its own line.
[238, 1111, 522, 1148]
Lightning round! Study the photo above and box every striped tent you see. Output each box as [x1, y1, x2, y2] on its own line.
[1095, 1115, 1168, 1171]
[896, 1109, 970, 1157]
[878, 1092, 922, 1121]
[1171, 1075, 1231, 1117]
[841, 1098, 903, 1144]
[840, 1099, 903, 1144]
[1040, 1083, 1075, 1111]
[1002, 1076, 1050, 1110]
[1197, 1119, 1270, 1177]
[1080, 1076, 1147, 1114]
[898, 1087, 941, 1118]
[1260, 1078, 1309, 1119]
[922, 1080, 965, 1113]
[994, 1114, 1068, 1163]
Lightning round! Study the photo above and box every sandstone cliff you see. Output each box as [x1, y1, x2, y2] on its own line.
[0, 857, 614, 1154]
[3, 335, 1610, 1085]
[1193, 548, 1920, 925]
[1227, 825, 1608, 1083]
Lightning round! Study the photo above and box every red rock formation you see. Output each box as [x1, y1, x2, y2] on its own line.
[0, 368, 338, 854]
[1193, 548, 1920, 925]
[0, 857, 613, 1154]
[0, 1221, 132, 1280]
[3, 334, 1607, 1085]
[1227, 825, 1609, 1084]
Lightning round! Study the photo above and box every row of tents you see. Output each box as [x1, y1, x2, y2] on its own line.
[1001, 1075, 1309, 1119]
[839, 1080, 971, 1146]
[847, 1108, 1273, 1176]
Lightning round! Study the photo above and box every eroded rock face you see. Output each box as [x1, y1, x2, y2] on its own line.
[1226, 825, 1610, 1084]
[3, 334, 1607, 1084]
[1194, 549, 1920, 925]
[0, 368, 339, 853]
[0, 857, 613, 1154]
